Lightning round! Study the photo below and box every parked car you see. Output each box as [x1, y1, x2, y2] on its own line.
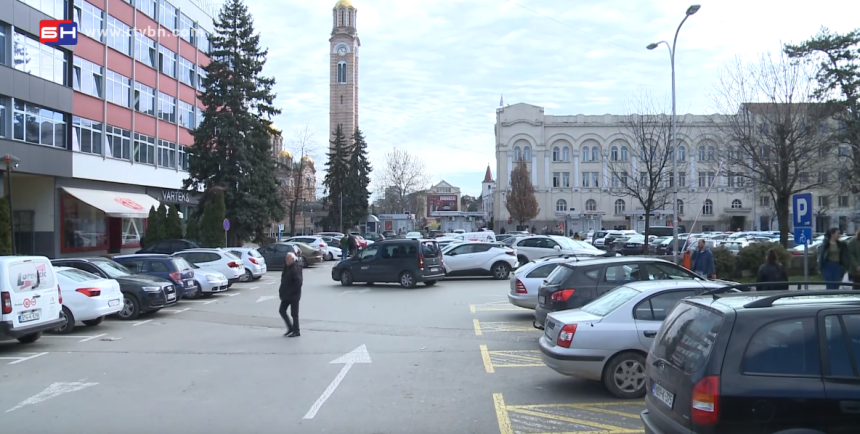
[51, 258, 177, 320]
[285, 236, 333, 260]
[53, 267, 124, 333]
[641, 290, 860, 434]
[620, 235, 647, 256]
[508, 256, 598, 309]
[258, 243, 303, 270]
[441, 242, 518, 279]
[317, 236, 343, 260]
[534, 257, 712, 329]
[289, 242, 324, 267]
[171, 249, 243, 285]
[228, 247, 268, 280]
[188, 263, 229, 297]
[363, 232, 385, 242]
[0, 256, 65, 344]
[113, 254, 197, 299]
[405, 231, 423, 239]
[136, 239, 201, 254]
[510, 235, 607, 264]
[331, 239, 445, 288]
[539, 280, 732, 398]
[381, 230, 397, 239]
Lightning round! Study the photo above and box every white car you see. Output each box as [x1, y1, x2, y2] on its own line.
[510, 235, 608, 263]
[405, 231, 422, 239]
[285, 236, 333, 260]
[53, 267, 124, 334]
[171, 249, 243, 284]
[441, 242, 518, 279]
[508, 256, 591, 309]
[188, 265, 229, 297]
[228, 247, 268, 281]
[0, 256, 64, 344]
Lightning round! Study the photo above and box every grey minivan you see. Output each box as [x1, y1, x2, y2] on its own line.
[331, 239, 444, 288]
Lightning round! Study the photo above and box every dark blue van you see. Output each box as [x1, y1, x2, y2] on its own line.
[113, 254, 197, 299]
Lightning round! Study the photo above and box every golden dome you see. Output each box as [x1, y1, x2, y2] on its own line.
[301, 155, 313, 164]
[334, 0, 354, 8]
[280, 149, 292, 158]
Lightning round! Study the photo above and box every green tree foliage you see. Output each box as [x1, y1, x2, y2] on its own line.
[183, 0, 283, 243]
[200, 190, 227, 247]
[156, 203, 168, 240]
[0, 197, 12, 255]
[321, 125, 350, 231]
[505, 160, 539, 225]
[342, 127, 372, 228]
[143, 205, 165, 247]
[711, 246, 736, 279]
[185, 213, 200, 241]
[738, 243, 792, 272]
[165, 205, 184, 239]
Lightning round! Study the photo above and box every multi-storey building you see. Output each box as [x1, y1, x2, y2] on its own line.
[1, 0, 216, 257]
[329, 0, 359, 152]
[493, 103, 860, 235]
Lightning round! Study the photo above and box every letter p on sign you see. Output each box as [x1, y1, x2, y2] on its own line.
[40, 20, 78, 46]
[792, 193, 813, 228]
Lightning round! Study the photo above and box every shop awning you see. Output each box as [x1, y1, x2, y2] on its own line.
[61, 187, 182, 219]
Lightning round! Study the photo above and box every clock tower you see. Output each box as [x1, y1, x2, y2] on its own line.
[330, 0, 360, 153]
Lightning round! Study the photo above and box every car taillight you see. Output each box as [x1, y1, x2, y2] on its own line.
[551, 289, 576, 302]
[170, 272, 181, 281]
[228, 261, 241, 268]
[1, 292, 11, 314]
[556, 324, 577, 348]
[506, 250, 515, 256]
[58, 285, 62, 304]
[515, 280, 527, 294]
[249, 257, 259, 265]
[692, 376, 720, 425]
[76, 287, 101, 297]
[419, 254, 424, 269]
[320, 243, 325, 248]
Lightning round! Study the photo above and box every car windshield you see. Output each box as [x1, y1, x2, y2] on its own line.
[172, 258, 192, 270]
[58, 268, 100, 282]
[95, 260, 132, 278]
[582, 286, 641, 316]
[626, 235, 645, 243]
[724, 242, 742, 251]
[223, 251, 241, 260]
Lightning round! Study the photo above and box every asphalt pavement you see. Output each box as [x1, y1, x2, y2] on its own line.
[0, 261, 645, 434]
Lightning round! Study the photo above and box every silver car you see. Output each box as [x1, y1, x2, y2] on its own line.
[508, 256, 584, 309]
[228, 247, 268, 281]
[190, 264, 229, 297]
[539, 280, 732, 399]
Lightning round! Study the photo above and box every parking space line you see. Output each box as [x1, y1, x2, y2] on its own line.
[480, 345, 495, 373]
[505, 407, 639, 433]
[473, 320, 534, 335]
[203, 300, 218, 305]
[162, 308, 190, 314]
[470, 304, 527, 313]
[4, 352, 49, 365]
[493, 393, 514, 434]
[79, 333, 107, 342]
[248, 286, 259, 291]
[132, 320, 152, 326]
[473, 319, 483, 336]
[481, 347, 543, 371]
[493, 393, 646, 434]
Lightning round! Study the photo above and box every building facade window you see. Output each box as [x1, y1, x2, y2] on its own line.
[135, 31, 157, 68]
[179, 13, 196, 44]
[73, 0, 104, 41]
[133, 82, 155, 115]
[698, 146, 705, 161]
[513, 147, 521, 162]
[122, 217, 145, 246]
[703, 199, 714, 215]
[677, 199, 684, 215]
[133, 132, 156, 164]
[12, 100, 67, 148]
[678, 172, 686, 188]
[157, 92, 176, 122]
[105, 125, 131, 160]
[61, 193, 107, 251]
[157, 139, 177, 168]
[197, 29, 210, 53]
[178, 145, 190, 170]
[196, 66, 207, 91]
[614, 199, 625, 215]
[760, 196, 770, 207]
[159, 0, 177, 29]
[552, 147, 560, 162]
[158, 45, 176, 77]
[73, 56, 104, 98]
[562, 172, 570, 187]
[524, 146, 531, 161]
[819, 196, 830, 208]
[581, 171, 591, 187]
[621, 146, 628, 161]
[581, 147, 590, 162]
[195, 106, 204, 128]
[178, 57, 196, 87]
[337, 61, 347, 84]
[136, 0, 156, 19]
[18, 0, 66, 19]
[731, 199, 742, 209]
[611, 146, 618, 161]
[178, 100, 194, 129]
[586, 199, 597, 211]
[106, 16, 131, 56]
[552, 172, 560, 188]
[562, 146, 569, 162]
[0, 100, 6, 138]
[0, 27, 6, 67]
[13, 32, 68, 86]
[839, 195, 849, 207]
[72, 116, 103, 155]
[106, 70, 131, 107]
[556, 199, 567, 212]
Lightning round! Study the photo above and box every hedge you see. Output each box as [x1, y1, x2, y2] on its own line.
[738, 243, 792, 273]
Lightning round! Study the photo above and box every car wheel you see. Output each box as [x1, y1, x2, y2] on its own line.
[326, 252, 334, 261]
[82, 317, 104, 326]
[491, 262, 511, 280]
[54, 306, 76, 334]
[252, 275, 262, 281]
[17, 332, 42, 344]
[340, 270, 354, 286]
[424, 280, 437, 286]
[603, 352, 647, 399]
[241, 269, 253, 282]
[399, 271, 417, 288]
[116, 294, 141, 321]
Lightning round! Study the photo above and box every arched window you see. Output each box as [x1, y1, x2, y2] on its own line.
[337, 61, 347, 84]
[703, 199, 714, 215]
[562, 146, 569, 162]
[731, 199, 742, 209]
[621, 146, 628, 161]
[614, 199, 625, 215]
[591, 146, 599, 161]
[611, 146, 619, 161]
[677, 199, 684, 215]
[708, 146, 715, 161]
[698, 146, 706, 161]
[556, 199, 567, 212]
[582, 147, 590, 162]
[513, 147, 521, 162]
[552, 147, 560, 162]
[524, 146, 531, 161]
[678, 146, 686, 161]
[586, 199, 597, 211]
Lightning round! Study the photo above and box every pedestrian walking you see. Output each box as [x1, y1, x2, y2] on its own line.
[340, 233, 349, 259]
[690, 239, 716, 278]
[756, 249, 788, 291]
[847, 229, 860, 289]
[278, 252, 303, 337]
[818, 228, 850, 290]
[347, 233, 357, 256]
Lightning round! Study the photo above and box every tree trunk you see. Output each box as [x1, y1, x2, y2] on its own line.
[776, 195, 790, 248]
[642, 206, 651, 254]
[288, 203, 298, 236]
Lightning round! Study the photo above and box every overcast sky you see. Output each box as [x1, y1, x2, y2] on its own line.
[246, 0, 860, 198]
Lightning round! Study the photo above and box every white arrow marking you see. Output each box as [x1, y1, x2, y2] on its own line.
[6, 381, 98, 413]
[303, 344, 372, 420]
[256, 295, 278, 303]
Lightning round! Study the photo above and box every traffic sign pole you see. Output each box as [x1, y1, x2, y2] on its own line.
[223, 219, 231, 248]
[792, 193, 813, 290]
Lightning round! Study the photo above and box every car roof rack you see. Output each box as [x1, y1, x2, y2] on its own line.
[701, 281, 845, 299]
[743, 290, 860, 308]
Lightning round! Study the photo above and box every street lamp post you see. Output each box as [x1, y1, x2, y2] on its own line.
[647, 4, 700, 264]
[4, 154, 21, 255]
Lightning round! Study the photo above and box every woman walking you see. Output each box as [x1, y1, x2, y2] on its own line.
[818, 228, 850, 290]
[847, 229, 860, 289]
[756, 249, 788, 291]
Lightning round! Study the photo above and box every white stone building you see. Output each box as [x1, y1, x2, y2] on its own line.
[493, 103, 859, 235]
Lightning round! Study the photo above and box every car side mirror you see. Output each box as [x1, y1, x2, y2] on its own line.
[553, 245, 561, 251]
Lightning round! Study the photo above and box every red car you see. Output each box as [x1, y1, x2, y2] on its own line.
[353, 235, 368, 249]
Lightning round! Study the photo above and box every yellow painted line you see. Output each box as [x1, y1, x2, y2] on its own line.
[521, 430, 643, 434]
[515, 401, 645, 409]
[570, 403, 643, 419]
[473, 318, 483, 336]
[480, 345, 495, 373]
[505, 407, 639, 432]
[475, 321, 535, 333]
[493, 393, 514, 434]
[470, 304, 476, 313]
[470, 304, 527, 312]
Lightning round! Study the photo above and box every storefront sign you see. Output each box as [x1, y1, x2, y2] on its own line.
[161, 189, 192, 203]
[378, 214, 413, 220]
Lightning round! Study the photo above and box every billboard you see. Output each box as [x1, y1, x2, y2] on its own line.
[427, 195, 458, 216]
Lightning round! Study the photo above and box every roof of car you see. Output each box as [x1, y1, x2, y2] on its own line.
[618, 280, 720, 293]
[114, 254, 171, 259]
[558, 256, 676, 267]
[685, 291, 860, 312]
[51, 257, 111, 263]
[173, 248, 225, 252]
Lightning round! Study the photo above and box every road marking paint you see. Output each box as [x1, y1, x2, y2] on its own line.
[505, 407, 638, 432]
[256, 295, 278, 303]
[79, 333, 107, 342]
[473, 320, 534, 334]
[470, 305, 476, 313]
[493, 394, 646, 434]
[493, 393, 514, 434]
[1, 352, 48, 365]
[171, 308, 191, 314]
[470, 304, 527, 313]
[203, 300, 218, 305]
[224, 293, 240, 297]
[248, 286, 259, 291]
[6, 381, 98, 413]
[484, 349, 543, 369]
[473, 319, 483, 336]
[303, 345, 372, 419]
[480, 345, 494, 373]
[132, 320, 152, 326]
[178, 299, 213, 303]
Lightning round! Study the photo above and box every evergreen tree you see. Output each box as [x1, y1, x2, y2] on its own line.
[185, 214, 200, 241]
[200, 190, 227, 247]
[342, 128, 372, 228]
[321, 125, 351, 231]
[156, 203, 168, 242]
[142, 206, 158, 247]
[183, 0, 284, 244]
[0, 197, 12, 255]
[165, 205, 184, 239]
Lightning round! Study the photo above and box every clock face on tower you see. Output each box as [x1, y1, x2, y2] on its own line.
[337, 46, 347, 56]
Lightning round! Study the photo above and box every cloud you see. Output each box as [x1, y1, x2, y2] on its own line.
[246, 0, 860, 197]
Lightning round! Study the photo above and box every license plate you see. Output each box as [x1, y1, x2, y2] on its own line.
[430, 267, 440, 272]
[539, 295, 546, 305]
[18, 311, 40, 323]
[184, 280, 194, 287]
[652, 383, 675, 409]
[109, 299, 120, 307]
[167, 293, 176, 301]
[544, 321, 555, 340]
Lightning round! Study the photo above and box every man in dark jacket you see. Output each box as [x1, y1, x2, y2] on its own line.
[691, 239, 716, 278]
[279, 252, 303, 337]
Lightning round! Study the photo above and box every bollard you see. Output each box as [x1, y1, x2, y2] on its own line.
[682, 251, 691, 270]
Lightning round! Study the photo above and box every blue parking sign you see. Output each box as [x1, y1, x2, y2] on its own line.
[792, 193, 813, 228]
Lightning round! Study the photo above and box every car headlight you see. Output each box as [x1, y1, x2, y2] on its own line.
[141, 286, 162, 292]
[205, 275, 220, 282]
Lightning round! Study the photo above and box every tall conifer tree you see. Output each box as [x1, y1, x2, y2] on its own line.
[183, 0, 283, 243]
[321, 125, 350, 231]
[343, 127, 372, 228]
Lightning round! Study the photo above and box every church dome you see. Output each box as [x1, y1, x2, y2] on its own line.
[301, 155, 313, 164]
[280, 149, 292, 158]
[334, 0, 354, 8]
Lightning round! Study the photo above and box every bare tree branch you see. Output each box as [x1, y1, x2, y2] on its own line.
[374, 148, 431, 214]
